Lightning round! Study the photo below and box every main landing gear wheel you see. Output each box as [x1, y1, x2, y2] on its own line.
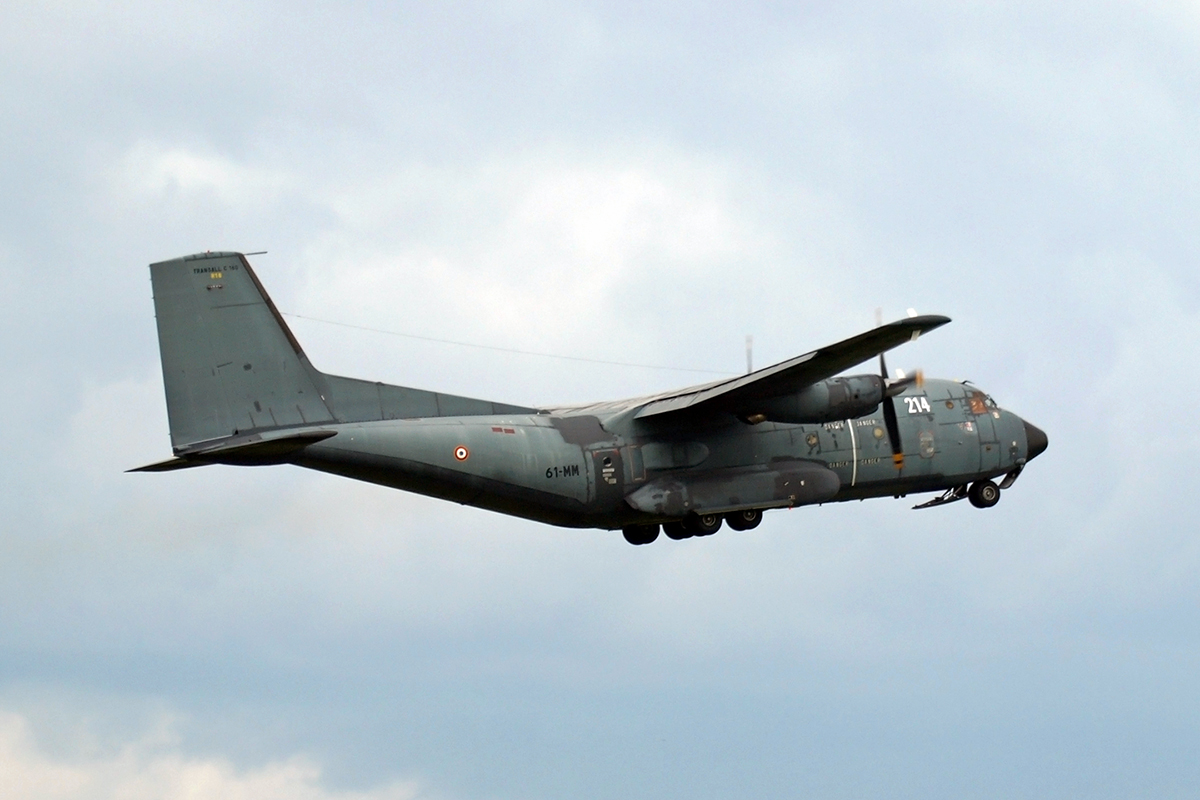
[663, 521, 691, 540]
[725, 509, 762, 531]
[968, 479, 1001, 509]
[684, 512, 722, 537]
[622, 524, 660, 545]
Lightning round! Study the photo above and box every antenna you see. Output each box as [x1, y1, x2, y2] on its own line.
[745, 335, 753, 374]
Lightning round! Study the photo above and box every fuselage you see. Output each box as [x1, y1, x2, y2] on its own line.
[290, 377, 1040, 530]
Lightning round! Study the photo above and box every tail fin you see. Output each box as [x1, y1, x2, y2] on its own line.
[150, 252, 334, 451]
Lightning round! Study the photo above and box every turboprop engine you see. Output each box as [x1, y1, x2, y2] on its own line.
[743, 374, 885, 425]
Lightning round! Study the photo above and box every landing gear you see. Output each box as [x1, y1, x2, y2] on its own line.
[622, 524, 660, 545]
[663, 521, 691, 540]
[968, 479, 1000, 509]
[659, 512, 730, 541]
[684, 512, 722, 536]
[725, 509, 762, 531]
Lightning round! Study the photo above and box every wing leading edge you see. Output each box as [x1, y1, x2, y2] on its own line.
[635, 314, 951, 420]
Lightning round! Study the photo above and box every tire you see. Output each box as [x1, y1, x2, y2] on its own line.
[684, 512, 722, 536]
[622, 524, 660, 545]
[725, 509, 762, 531]
[968, 480, 1001, 509]
[663, 521, 691, 540]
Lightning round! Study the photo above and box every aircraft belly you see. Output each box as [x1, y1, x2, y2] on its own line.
[625, 460, 839, 516]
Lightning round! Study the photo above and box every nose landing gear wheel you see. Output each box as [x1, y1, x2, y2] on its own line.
[968, 479, 1001, 508]
[622, 524, 660, 545]
[725, 509, 762, 531]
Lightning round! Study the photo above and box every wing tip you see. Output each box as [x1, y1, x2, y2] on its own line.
[902, 314, 951, 327]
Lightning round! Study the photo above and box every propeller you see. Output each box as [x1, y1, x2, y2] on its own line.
[875, 309, 923, 470]
[880, 354, 904, 470]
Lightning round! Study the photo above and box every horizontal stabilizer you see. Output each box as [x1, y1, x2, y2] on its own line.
[130, 429, 337, 472]
[636, 314, 950, 420]
[127, 457, 209, 473]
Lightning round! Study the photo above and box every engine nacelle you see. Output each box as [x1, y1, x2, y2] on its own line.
[743, 374, 884, 425]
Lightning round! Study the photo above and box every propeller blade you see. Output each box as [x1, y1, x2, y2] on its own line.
[879, 352, 904, 469]
[882, 393, 904, 469]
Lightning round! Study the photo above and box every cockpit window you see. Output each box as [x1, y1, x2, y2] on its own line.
[968, 391, 994, 414]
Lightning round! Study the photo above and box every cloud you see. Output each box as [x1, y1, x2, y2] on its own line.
[111, 141, 296, 211]
[0, 711, 423, 800]
[254, 143, 821, 406]
[298, 149, 756, 332]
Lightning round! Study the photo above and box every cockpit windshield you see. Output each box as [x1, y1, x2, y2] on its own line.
[968, 390, 997, 414]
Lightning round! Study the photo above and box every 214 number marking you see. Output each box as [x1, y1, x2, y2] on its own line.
[904, 396, 932, 414]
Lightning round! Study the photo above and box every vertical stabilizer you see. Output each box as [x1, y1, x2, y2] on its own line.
[150, 252, 334, 450]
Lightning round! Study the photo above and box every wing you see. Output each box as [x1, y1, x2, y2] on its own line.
[635, 314, 950, 420]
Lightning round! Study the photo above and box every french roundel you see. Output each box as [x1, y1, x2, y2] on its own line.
[454, 446, 469, 461]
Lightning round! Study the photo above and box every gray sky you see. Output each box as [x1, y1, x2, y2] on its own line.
[3, 2, 1199, 797]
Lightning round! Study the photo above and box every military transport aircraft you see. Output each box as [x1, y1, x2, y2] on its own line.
[133, 252, 1047, 545]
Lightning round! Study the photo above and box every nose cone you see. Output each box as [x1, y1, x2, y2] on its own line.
[1023, 420, 1048, 461]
